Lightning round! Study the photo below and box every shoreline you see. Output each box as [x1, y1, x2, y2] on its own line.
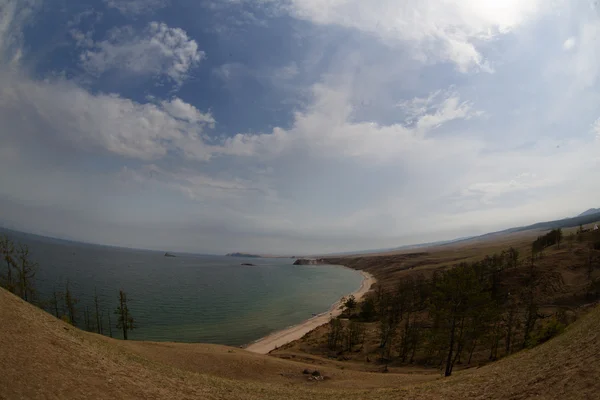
[244, 268, 376, 354]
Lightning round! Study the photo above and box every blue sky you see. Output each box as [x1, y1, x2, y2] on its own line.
[0, 0, 599, 255]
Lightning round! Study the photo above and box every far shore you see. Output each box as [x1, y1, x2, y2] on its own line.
[244, 268, 376, 354]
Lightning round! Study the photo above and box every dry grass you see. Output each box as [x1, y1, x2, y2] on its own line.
[273, 227, 600, 371]
[2, 283, 600, 399]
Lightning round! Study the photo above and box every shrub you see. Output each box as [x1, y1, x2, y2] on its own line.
[528, 317, 565, 347]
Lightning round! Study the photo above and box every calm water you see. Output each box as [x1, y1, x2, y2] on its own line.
[3, 230, 362, 346]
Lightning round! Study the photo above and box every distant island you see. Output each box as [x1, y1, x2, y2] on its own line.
[164, 252, 176, 257]
[226, 252, 261, 258]
[241, 263, 256, 266]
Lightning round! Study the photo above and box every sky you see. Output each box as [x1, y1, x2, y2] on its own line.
[0, 0, 599, 255]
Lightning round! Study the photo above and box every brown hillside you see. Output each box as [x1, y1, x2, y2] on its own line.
[1, 285, 600, 399]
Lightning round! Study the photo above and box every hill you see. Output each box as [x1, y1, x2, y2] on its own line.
[1, 283, 600, 399]
[579, 208, 600, 217]
[312, 213, 600, 258]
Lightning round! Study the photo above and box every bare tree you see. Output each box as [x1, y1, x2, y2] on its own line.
[0, 236, 16, 292]
[327, 318, 343, 350]
[64, 280, 79, 325]
[94, 288, 103, 334]
[49, 288, 62, 318]
[115, 290, 135, 340]
[108, 312, 113, 338]
[14, 244, 37, 302]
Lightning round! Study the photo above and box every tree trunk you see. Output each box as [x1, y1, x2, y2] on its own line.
[505, 307, 514, 355]
[94, 289, 101, 334]
[467, 341, 477, 365]
[53, 290, 60, 318]
[444, 315, 457, 377]
[5, 260, 12, 291]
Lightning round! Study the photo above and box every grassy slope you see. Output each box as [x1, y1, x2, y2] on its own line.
[1, 286, 600, 399]
[275, 227, 598, 368]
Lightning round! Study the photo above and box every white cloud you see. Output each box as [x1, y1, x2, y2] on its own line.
[160, 98, 215, 125]
[104, 0, 169, 16]
[220, 85, 482, 162]
[398, 90, 483, 131]
[275, 0, 545, 72]
[592, 118, 600, 138]
[2, 0, 600, 254]
[80, 22, 204, 86]
[0, 70, 215, 161]
[212, 62, 247, 82]
[0, 0, 37, 67]
[568, 22, 600, 88]
[563, 37, 576, 50]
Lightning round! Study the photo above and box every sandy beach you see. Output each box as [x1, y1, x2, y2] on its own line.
[244, 269, 376, 354]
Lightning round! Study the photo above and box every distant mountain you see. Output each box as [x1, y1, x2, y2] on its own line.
[312, 212, 600, 257]
[226, 252, 262, 258]
[314, 236, 475, 257]
[579, 208, 600, 217]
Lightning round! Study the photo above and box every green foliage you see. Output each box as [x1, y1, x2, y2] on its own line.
[358, 296, 376, 321]
[343, 295, 357, 312]
[532, 228, 563, 255]
[343, 320, 364, 352]
[527, 317, 565, 348]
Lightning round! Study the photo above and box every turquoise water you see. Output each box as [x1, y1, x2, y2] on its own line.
[4, 230, 362, 346]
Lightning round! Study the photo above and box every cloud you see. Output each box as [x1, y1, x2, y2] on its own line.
[0, 0, 37, 67]
[220, 85, 483, 162]
[397, 89, 483, 131]
[0, 70, 215, 161]
[104, 0, 169, 16]
[273, 0, 545, 72]
[563, 37, 576, 50]
[212, 62, 247, 82]
[160, 98, 215, 125]
[567, 22, 600, 89]
[2, 0, 600, 255]
[80, 22, 204, 86]
[592, 118, 600, 138]
[272, 62, 299, 81]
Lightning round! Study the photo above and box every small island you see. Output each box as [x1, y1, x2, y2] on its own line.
[241, 263, 256, 266]
[164, 252, 176, 257]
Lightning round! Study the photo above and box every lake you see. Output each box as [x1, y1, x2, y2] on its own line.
[1, 229, 363, 346]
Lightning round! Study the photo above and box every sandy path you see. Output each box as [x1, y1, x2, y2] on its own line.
[244, 269, 376, 354]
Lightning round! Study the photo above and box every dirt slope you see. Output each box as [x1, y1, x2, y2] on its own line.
[1, 287, 599, 399]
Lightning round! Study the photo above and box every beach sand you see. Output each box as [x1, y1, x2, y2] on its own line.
[244, 270, 376, 354]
